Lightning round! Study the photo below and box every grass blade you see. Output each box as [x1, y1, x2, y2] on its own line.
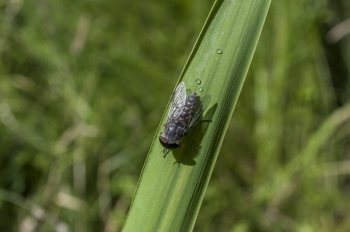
[122, 0, 271, 231]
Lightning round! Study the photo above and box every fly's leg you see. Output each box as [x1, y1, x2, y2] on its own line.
[163, 149, 170, 158]
[162, 142, 180, 158]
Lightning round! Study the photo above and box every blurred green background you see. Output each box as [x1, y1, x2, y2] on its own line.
[0, 0, 349, 231]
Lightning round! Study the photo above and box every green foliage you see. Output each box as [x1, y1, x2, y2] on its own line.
[0, 0, 349, 231]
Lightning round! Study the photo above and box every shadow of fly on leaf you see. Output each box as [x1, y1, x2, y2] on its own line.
[159, 81, 212, 160]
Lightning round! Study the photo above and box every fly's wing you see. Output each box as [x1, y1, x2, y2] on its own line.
[168, 82, 187, 119]
[188, 94, 211, 129]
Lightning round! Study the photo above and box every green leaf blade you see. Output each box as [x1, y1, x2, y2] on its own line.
[123, 0, 271, 231]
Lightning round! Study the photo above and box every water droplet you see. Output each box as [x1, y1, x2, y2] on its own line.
[196, 79, 201, 85]
[216, 49, 222, 54]
[198, 87, 203, 92]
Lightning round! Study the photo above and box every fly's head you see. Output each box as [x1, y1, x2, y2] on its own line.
[159, 136, 180, 150]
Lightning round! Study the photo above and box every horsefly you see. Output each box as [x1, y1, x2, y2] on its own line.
[159, 81, 210, 157]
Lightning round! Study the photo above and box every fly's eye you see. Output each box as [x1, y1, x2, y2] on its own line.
[159, 136, 179, 150]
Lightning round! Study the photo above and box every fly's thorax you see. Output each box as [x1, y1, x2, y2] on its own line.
[162, 120, 186, 143]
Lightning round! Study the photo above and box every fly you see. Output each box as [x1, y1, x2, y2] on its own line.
[159, 81, 210, 157]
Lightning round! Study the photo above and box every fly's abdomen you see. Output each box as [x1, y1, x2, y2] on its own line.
[179, 93, 197, 130]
